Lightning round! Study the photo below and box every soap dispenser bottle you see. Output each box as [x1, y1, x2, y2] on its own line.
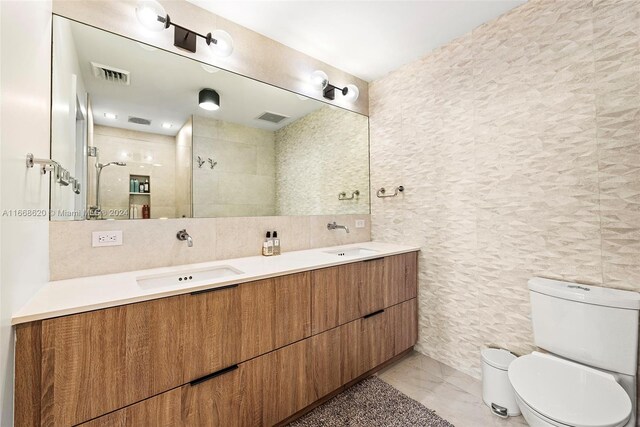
[262, 231, 273, 256]
[272, 231, 281, 255]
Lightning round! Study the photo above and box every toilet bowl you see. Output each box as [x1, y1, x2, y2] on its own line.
[512, 278, 640, 427]
[509, 352, 631, 427]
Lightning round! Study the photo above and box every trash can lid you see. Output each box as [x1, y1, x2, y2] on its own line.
[481, 348, 517, 370]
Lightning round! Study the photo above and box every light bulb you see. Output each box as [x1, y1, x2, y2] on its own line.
[135, 0, 167, 32]
[343, 84, 359, 102]
[310, 70, 329, 90]
[209, 30, 234, 57]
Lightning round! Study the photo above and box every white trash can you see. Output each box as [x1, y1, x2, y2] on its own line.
[481, 348, 521, 418]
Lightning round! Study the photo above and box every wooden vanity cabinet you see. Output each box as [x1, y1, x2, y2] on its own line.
[39, 295, 185, 427]
[16, 252, 418, 427]
[313, 252, 418, 335]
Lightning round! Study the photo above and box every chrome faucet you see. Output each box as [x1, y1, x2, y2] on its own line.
[327, 221, 350, 233]
[177, 229, 193, 247]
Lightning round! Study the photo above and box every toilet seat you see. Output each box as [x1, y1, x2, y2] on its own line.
[508, 352, 631, 427]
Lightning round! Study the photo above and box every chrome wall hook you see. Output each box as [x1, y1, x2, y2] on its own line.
[376, 185, 404, 198]
[338, 190, 360, 200]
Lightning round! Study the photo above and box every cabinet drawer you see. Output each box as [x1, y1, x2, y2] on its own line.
[184, 285, 241, 382]
[337, 258, 384, 325]
[41, 296, 185, 426]
[384, 253, 418, 307]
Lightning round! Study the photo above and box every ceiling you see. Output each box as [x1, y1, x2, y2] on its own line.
[65, 18, 326, 136]
[188, 0, 526, 82]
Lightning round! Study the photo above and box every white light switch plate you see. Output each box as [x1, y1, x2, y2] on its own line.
[355, 219, 366, 229]
[92, 231, 123, 247]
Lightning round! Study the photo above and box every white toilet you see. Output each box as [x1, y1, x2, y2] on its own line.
[508, 277, 640, 427]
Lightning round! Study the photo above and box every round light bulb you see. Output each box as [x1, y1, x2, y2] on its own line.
[210, 30, 234, 57]
[310, 70, 329, 90]
[135, 0, 167, 32]
[343, 84, 359, 102]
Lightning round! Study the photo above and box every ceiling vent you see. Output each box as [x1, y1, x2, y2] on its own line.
[128, 116, 151, 126]
[256, 112, 289, 124]
[91, 62, 130, 85]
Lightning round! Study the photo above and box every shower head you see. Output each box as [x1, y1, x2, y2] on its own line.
[99, 161, 127, 169]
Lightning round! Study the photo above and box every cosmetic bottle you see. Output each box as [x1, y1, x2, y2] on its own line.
[262, 231, 273, 256]
[145, 179, 150, 193]
[133, 179, 139, 193]
[272, 231, 281, 255]
[130, 178, 135, 193]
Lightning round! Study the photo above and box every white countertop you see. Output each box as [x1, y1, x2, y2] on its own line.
[12, 241, 419, 325]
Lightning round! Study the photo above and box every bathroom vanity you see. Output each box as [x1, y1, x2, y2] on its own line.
[14, 243, 419, 426]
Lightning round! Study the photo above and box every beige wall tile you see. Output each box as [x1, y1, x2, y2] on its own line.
[50, 214, 370, 280]
[370, 0, 640, 387]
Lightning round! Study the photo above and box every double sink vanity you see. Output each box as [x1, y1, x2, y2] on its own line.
[26, 8, 410, 426]
[14, 242, 419, 426]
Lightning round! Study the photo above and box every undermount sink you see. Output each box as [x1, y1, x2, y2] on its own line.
[137, 265, 243, 289]
[323, 247, 379, 257]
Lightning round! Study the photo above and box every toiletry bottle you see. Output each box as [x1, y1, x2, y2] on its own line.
[263, 231, 273, 256]
[130, 178, 134, 193]
[141, 181, 146, 193]
[133, 179, 139, 193]
[272, 231, 280, 255]
[145, 179, 150, 193]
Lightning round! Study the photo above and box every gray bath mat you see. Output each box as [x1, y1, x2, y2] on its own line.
[288, 376, 455, 427]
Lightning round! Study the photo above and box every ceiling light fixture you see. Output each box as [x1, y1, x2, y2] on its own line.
[199, 89, 220, 111]
[161, 122, 173, 129]
[310, 70, 359, 102]
[135, 0, 234, 57]
[104, 112, 117, 119]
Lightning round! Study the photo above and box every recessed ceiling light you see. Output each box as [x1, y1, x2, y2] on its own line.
[161, 122, 172, 129]
[104, 112, 117, 119]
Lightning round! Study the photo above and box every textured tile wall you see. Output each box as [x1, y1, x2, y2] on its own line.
[370, 0, 640, 379]
[275, 106, 370, 216]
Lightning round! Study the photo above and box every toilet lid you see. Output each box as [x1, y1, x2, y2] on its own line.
[508, 352, 631, 427]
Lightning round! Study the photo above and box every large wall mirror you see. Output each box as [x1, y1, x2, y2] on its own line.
[50, 16, 370, 220]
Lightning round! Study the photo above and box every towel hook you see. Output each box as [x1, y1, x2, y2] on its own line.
[376, 185, 404, 198]
[338, 190, 360, 201]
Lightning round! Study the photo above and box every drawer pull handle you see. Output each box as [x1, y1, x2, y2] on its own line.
[364, 309, 385, 319]
[190, 283, 238, 296]
[363, 257, 384, 263]
[190, 364, 239, 386]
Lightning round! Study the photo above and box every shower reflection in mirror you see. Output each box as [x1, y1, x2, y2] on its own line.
[49, 15, 370, 221]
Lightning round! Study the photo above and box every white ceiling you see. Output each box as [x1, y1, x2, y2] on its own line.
[188, 0, 526, 82]
[65, 18, 325, 136]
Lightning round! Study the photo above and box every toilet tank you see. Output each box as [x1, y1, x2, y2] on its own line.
[529, 277, 640, 376]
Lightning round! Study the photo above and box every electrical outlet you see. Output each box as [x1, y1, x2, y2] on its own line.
[355, 219, 366, 229]
[92, 231, 123, 247]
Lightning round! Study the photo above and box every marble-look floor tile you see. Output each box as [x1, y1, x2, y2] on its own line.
[377, 351, 528, 427]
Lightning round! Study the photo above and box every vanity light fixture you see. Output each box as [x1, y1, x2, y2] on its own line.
[310, 70, 359, 102]
[199, 88, 220, 111]
[135, 0, 234, 57]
